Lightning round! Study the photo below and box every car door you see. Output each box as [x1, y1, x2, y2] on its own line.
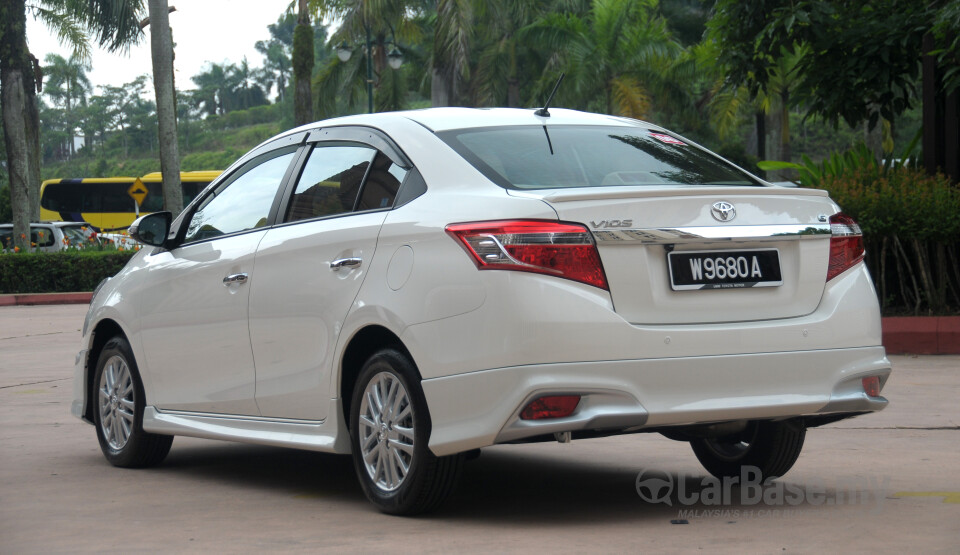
[249, 141, 410, 420]
[137, 147, 299, 415]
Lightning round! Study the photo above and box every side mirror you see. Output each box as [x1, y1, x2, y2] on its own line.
[129, 212, 172, 247]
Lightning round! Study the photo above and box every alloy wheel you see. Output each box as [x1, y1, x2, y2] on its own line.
[358, 371, 415, 492]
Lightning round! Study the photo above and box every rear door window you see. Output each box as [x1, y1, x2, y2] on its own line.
[285, 144, 376, 223]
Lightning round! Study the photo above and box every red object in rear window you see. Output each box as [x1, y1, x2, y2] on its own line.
[827, 213, 865, 281]
[446, 220, 609, 290]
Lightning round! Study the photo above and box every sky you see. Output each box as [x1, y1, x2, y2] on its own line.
[25, 0, 305, 93]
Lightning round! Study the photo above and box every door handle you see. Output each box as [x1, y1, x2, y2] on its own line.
[222, 273, 249, 285]
[330, 257, 362, 271]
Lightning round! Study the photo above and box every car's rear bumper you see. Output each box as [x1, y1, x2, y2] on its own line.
[421, 346, 889, 456]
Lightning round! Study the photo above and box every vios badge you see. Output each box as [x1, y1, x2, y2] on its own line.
[711, 201, 736, 222]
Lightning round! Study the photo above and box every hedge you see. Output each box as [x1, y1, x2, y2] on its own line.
[0, 251, 136, 294]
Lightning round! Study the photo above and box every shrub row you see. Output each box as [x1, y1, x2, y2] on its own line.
[0, 251, 136, 294]
[814, 165, 960, 315]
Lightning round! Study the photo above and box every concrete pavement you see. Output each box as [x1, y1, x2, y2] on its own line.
[1, 304, 958, 553]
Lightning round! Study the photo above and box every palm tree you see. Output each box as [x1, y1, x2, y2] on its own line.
[256, 38, 293, 103]
[145, 0, 182, 214]
[312, 0, 421, 115]
[2, 0, 144, 250]
[522, 0, 683, 119]
[255, 13, 297, 103]
[42, 53, 92, 155]
[704, 43, 808, 179]
[191, 63, 231, 116]
[228, 58, 268, 110]
[430, 0, 473, 107]
[471, 0, 552, 107]
[294, 0, 314, 125]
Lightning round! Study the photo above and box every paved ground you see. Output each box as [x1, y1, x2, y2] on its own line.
[1, 304, 958, 553]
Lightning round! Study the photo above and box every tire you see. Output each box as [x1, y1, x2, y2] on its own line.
[93, 336, 173, 468]
[349, 348, 464, 515]
[690, 420, 805, 482]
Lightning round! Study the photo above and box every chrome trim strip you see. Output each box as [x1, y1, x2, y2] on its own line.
[142, 405, 351, 453]
[591, 224, 831, 244]
[155, 408, 325, 425]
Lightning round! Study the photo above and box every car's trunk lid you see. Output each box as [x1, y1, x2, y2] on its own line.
[510, 186, 837, 325]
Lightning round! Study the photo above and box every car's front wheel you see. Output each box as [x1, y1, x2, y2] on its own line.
[349, 348, 463, 515]
[690, 420, 805, 482]
[93, 336, 172, 468]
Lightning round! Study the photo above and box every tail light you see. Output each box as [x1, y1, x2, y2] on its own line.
[446, 220, 609, 290]
[862, 376, 881, 398]
[827, 213, 865, 281]
[520, 395, 581, 420]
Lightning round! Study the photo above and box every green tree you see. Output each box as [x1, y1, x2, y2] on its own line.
[523, 0, 683, 118]
[706, 0, 934, 130]
[471, 0, 552, 107]
[191, 62, 231, 116]
[42, 53, 91, 155]
[312, 0, 420, 116]
[228, 58, 269, 110]
[255, 13, 296, 103]
[1, 0, 144, 250]
[294, 0, 314, 125]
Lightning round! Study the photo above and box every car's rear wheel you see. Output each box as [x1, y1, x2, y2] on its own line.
[349, 348, 463, 515]
[93, 336, 172, 468]
[690, 420, 805, 481]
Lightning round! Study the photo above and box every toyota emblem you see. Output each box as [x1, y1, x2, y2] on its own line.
[711, 201, 736, 222]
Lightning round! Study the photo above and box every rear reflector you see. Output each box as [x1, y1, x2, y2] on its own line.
[862, 376, 881, 398]
[827, 213, 865, 281]
[446, 220, 608, 290]
[520, 395, 581, 420]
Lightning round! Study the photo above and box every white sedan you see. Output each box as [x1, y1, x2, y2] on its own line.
[73, 108, 890, 514]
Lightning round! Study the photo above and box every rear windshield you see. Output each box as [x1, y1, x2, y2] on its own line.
[437, 125, 761, 190]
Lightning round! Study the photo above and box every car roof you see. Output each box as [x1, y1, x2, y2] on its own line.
[399, 107, 653, 132]
[276, 107, 659, 138]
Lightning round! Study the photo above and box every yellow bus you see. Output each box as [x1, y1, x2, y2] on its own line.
[39, 170, 223, 231]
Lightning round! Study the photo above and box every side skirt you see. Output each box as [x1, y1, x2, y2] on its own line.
[142, 398, 351, 454]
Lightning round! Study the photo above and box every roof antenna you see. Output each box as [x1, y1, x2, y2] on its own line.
[534, 73, 565, 117]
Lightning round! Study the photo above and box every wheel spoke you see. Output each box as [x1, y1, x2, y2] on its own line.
[373, 452, 384, 484]
[104, 364, 115, 390]
[392, 446, 410, 478]
[367, 390, 382, 418]
[384, 379, 399, 418]
[389, 438, 414, 455]
[384, 449, 397, 487]
[394, 425, 414, 441]
[118, 416, 130, 444]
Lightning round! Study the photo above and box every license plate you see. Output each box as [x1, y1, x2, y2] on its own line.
[668, 249, 782, 290]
